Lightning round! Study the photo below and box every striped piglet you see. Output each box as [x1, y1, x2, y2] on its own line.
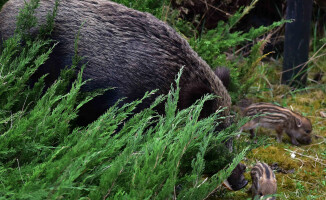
[241, 103, 312, 145]
[250, 162, 277, 200]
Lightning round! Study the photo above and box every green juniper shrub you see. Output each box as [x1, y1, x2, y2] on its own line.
[180, 2, 289, 102]
[180, 139, 235, 176]
[111, 0, 169, 19]
[111, 0, 199, 38]
[189, 13, 288, 102]
[1, 65, 249, 199]
[0, 0, 59, 132]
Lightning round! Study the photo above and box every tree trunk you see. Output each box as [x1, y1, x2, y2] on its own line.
[282, 0, 313, 87]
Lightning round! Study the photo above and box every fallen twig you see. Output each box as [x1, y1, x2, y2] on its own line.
[284, 149, 326, 167]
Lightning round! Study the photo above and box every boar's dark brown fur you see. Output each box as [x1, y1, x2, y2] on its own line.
[0, 0, 231, 127]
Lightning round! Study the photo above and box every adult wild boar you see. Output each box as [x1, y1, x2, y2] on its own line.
[0, 0, 247, 190]
[0, 0, 231, 126]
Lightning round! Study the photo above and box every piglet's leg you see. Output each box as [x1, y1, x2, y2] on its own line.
[241, 121, 258, 139]
[290, 137, 300, 146]
[275, 127, 283, 143]
[249, 129, 255, 139]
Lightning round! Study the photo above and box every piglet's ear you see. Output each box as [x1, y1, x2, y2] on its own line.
[295, 117, 302, 127]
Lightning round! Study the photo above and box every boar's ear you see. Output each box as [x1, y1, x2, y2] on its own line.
[295, 117, 302, 127]
[214, 67, 230, 89]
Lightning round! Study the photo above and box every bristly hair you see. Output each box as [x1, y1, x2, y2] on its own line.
[179, 81, 215, 119]
[214, 67, 230, 89]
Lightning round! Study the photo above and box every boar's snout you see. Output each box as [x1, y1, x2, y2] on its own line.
[226, 163, 248, 191]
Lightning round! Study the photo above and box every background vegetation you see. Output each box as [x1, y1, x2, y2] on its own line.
[0, 0, 325, 199]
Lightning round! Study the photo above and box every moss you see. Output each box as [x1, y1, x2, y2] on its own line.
[251, 146, 299, 169]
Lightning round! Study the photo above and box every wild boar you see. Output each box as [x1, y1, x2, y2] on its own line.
[250, 162, 277, 200]
[241, 103, 312, 145]
[0, 0, 247, 191]
[0, 0, 231, 127]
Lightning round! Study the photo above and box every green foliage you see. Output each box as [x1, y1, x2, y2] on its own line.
[0, 0, 64, 131]
[14, 0, 59, 40]
[38, 0, 59, 38]
[111, 0, 169, 19]
[15, 0, 40, 40]
[111, 0, 198, 38]
[189, 9, 288, 101]
[0, 62, 248, 199]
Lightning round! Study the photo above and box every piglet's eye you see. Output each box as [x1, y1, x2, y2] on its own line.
[306, 130, 311, 134]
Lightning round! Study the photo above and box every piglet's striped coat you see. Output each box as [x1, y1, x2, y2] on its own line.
[250, 162, 277, 199]
[241, 103, 312, 145]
